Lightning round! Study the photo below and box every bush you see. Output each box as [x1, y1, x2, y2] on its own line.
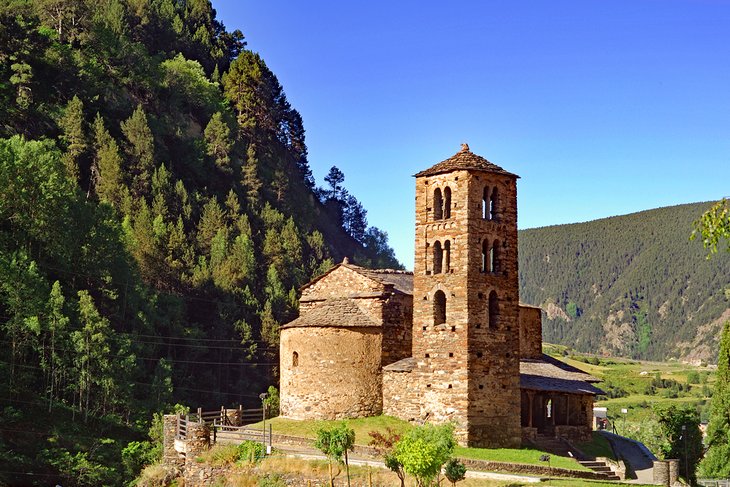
[444, 458, 466, 486]
[263, 385, 280, 418]
[237, 440, 265, 465]
[687, 370, 700, 384]
[121, 440, 157, 478]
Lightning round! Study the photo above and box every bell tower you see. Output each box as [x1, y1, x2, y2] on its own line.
[412, 144, 521, 447]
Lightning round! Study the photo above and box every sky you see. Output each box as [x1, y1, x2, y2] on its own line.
[212, 1, 730, 269]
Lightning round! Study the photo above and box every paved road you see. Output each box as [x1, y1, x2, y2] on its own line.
[599, 431, 655, 484]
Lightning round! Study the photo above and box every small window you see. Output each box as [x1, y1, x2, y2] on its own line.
[433, 290, 447, 325]
[443, 187, 452, 218]
[433, 188, 443, 220]
[433, 241, 443, 274]
[490, 240, 500, 273]
[449, 352, 454, 357]
[482, 186, 489, 219]
[489, 187, 498, 220]
[481, 240, 489, 273]
[292, 351, 299, 367]
[488, 291, 498, 328]
[443, 240, 451, 272]
[447, 384, 453, 389]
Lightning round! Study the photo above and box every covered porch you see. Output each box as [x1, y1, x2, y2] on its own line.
[519, 356, 605, 443]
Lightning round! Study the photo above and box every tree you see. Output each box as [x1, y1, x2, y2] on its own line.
[393, 423, 456, 487]
[692, 198, 730, 255]
[693, 199, 730, 479]
[59, 95, 86, 182]
[654, 405, 703, 485]
[700, 319, 730, 478]
[324, 166, 345, 200]
[369, 428, 405, 487]
[444, 458, 467, 487]
[121, 104, 155, 196]
[92, 114, 124, 206]
[315, 423, 355, 487]
[204, 111, 232, 170]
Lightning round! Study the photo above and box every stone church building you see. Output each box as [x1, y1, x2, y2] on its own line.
[279, 145, 603, 448]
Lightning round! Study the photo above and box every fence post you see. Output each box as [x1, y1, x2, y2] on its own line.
[197, 407, 202, 423]
[269, 423, 272, 450]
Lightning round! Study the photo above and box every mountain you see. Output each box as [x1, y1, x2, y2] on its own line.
[518, 202, 730, 363]
[0, 1, 399, 483]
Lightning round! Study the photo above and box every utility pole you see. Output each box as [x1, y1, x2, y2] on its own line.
[260, 392, 268, 452]
[682, 424, 688, 483]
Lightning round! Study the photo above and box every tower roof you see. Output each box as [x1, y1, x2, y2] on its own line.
[414, 143, 519, 178]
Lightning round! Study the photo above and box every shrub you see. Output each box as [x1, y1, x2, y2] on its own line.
[444, 458, 466, 486]
[237, 440, 265, 465]
[687, 370, 700, 384]
[263, 386, 280, 418]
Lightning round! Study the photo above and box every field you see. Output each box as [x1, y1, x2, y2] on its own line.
[543, 343, 716, 437]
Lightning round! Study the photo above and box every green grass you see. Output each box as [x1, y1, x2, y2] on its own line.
[536, 480, 655, 487]
[247, 415, 412, 445]
[574, 432, 615, 460]
[454, 446, 589, 471]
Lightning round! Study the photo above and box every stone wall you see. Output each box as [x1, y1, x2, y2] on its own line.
[381, 291, 413, 366]
[519, 305, 543, 359]
[280, 326, 383, 419]
[409, 166, 522, 448]
[382, 367, 421, 421]
[163, 414, 184, 467]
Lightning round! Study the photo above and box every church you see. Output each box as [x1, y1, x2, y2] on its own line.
[279, 145, 603, 448]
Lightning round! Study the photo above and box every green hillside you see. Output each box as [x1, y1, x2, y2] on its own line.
[0, 1, 398, 484]
[519, 202, 730, 362]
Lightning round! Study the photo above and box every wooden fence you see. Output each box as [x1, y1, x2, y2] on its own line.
[175, 406, 265, 441]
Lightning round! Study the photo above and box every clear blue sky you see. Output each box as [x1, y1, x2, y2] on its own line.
[213, 1, 730, 269]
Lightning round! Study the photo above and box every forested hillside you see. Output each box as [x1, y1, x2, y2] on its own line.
[519, 202, 730, 363]
[0, 1, 399, 483]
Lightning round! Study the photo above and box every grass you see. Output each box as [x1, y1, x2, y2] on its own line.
[455, 446, 588, 471]
[247, 414, 412, 445]
[574, 432, 615, 460]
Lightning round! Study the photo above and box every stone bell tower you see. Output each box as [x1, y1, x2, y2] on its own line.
[411, 144, 521, 447]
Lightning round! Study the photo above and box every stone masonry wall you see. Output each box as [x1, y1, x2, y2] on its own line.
[280, 326, 382, 419]
[381, 292, 413, 366]
[382, 369, 421, 420]
[465, 170, 521, 448]
[519, 305, 543, 359]
[410, 167, 521, 447]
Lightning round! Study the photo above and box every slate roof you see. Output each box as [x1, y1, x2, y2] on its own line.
[519, 354, 605, 395]
[383, 357, 417, 372]
[353, 266, 414, 295]
[414, 144, 519, 178]
[282, 298, 380, 329]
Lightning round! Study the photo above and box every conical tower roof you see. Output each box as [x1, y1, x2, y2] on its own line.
[414, 143, 519, 178]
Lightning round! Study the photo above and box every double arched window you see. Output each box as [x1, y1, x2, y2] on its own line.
[480, 239, 501, 273]
[433, 240, 452, 274]
[433, 187, 452, 220]
[433, 241, 443, 274]
[482, 186, 498, 220]
[434, 290, 447, 325]
[434, 188, 443, 220]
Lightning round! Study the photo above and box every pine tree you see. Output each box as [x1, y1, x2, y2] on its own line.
[121, 104, 155, 197]
[204, 111, 232, 171]
[242, 143, 262, 207]
[92, 114, 124, 207]
[59, 95, 86, 183]
[45, 281, 69, 412]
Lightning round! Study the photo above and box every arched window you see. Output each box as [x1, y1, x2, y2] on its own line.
[490, 239, 500, 273]
[443, 240, 451, 273]
[443, 187, 451, 219]
[292, 351, 299, 367]
[481, 239, 489, 273]
[488, 291, 498, 328]
[433, 188, 443, 220]
[489, 187, 498, 220]
[482, 186, 489, 219]
[433, 241, 443, 274]
[434, 290, 447, 325]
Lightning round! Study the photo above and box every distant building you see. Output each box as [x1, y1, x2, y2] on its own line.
[280, 145, 603, 447]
